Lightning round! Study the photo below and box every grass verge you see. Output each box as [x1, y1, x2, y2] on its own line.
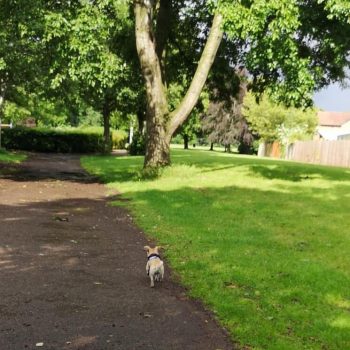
[0, 149, 26, 163]
[82, 149, 350, 350]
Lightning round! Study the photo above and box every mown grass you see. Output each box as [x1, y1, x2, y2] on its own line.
[0, 149, 26, 163]
[82, 149, 350, 350]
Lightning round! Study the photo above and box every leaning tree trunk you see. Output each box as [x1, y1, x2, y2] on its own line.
[134, 0, 223, 169]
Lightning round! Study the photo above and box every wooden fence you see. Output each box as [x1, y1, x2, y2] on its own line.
[258, 141, 282, 158]
[286, 140, 350, 168]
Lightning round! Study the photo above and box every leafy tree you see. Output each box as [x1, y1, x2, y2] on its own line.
[170, 83, 208, 149]
[176, 113, 202, 149]
[0, 0, 45, 119]
[243, 93, 318, 145]
[44, 0, 144, 152]
[134, 1, 223, 167]
[202, 99, 254, 153]
[202, 69, 254, 152]
[133, 0, 350, 169]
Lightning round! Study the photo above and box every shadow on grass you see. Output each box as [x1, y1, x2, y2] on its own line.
[83, 150, 350, 187]
[81, 149, 350, 348]
[113, 183, 350, 349]
[248, 163, 350, 182]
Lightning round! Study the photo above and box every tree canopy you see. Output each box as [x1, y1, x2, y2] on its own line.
[0, 0, 45, 113]
[43, 0, 143, 150]
[133, 0, 350, 168]
[219, 0, 350, 106]
[0, 0, 349, 164]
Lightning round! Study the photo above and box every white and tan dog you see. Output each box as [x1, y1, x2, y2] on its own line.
[144, 246, 164, 287]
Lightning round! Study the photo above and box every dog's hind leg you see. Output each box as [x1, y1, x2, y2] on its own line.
[160, 264, 164, 281]
[150, 274, 155, 288]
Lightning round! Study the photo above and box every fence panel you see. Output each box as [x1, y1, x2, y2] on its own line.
[287, 140, 350, 168]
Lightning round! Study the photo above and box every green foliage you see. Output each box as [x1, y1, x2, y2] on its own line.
[82, 148, 350, 350]
[2, 127, 108, 153]
[112, 129, 128, 149]
[171, 83, 209, 147]
[4, 94, 69, 127]
[237, 139, 259, 155]
[44, 0, 143, 123]
[243, 93, 318, 144]
[77, 107, 102, 127]
[0, 0, 45, 99]
[218, 0, 350, 106]
[0, 149, 26, 163]
[171, 134, 184, 145]
[128, 131, 145, 156]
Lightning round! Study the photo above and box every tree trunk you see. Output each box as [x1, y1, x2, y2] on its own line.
[184, 134, 189, 149]
[210, 142, 214, 151]
[102, 102, 111, 154]
[137, 110, 145, 134]
[134, 0, 171, 168]
[134, 1, 224, 168]
[0, 83, 6, 149]
[0, 96, 3, 150]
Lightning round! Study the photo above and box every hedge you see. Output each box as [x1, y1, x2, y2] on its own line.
[1, 127, 109, 153]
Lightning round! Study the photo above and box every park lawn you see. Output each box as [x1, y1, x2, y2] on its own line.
[82, 149, 350, 350]
[0, 149, 26, 163]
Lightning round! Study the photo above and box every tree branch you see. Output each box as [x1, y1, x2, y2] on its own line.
[168, 13, 224, 138]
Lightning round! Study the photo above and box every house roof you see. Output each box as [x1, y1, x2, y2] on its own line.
[318, 111, 350, 127]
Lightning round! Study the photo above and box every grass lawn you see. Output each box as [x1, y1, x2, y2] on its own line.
[82, 149, 350, 350]
[0, 149, 26, 163]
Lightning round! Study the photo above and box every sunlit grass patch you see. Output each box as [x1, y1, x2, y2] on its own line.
[0, 149, 26, 163]
[82, 149, 350, 350]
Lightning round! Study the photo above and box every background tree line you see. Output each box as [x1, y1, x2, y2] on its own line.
[0, 0, 349, 166]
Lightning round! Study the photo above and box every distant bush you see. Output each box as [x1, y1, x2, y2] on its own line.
[238, 139, 259, 155]
[171, 134, 183, 145]
[112, 130, 128, 149]
[2, 127, 108, 153]
[129, 131, 145, 155]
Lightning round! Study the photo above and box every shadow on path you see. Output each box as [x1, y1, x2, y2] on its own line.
[0, 153, 234, 350]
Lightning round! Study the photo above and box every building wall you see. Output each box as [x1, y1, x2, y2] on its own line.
[317, 125, 341, 140]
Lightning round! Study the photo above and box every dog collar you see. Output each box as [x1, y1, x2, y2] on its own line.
[147, 253, 161, 261]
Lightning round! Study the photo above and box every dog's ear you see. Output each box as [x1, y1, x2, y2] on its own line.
[144, 245, 150, 251]
[156, 246, 162, 251]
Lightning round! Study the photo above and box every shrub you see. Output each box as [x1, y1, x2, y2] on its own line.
[238, 139, 259, 155]
[2, 126, 108, 153]
[171, 134, 183, 145]
[129, 131, 145, 155]
[112, 130, 128, 149]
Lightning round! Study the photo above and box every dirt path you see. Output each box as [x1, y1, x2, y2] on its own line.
[0, 153, 234, 350]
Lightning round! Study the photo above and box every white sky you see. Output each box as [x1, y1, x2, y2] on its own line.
[313, 83, 350, 112]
